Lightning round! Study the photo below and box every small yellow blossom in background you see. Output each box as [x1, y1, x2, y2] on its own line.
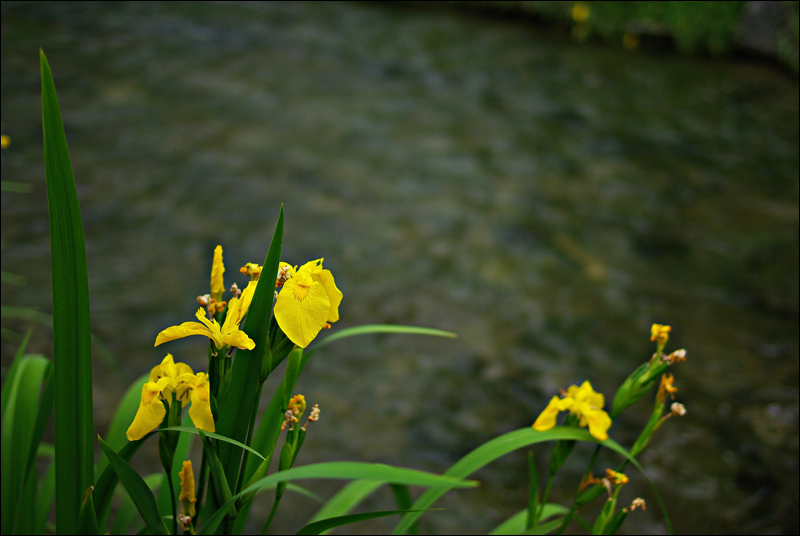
[532, 380, 612, 441]
[282, 394, 307, 431]
[605, 468, 628, 485]
[288, 394, 306, 415]
[126, 355, 215, 440]
[623, 31, 640, 50]
[274, 259, 343, 348]
[650, 324, 671, 346]
[178, 460, 197, 518]
[154, 295, 255, 352]
[240, 262, 263, 280]
[571, 2, 590, 22]
[1, 134, 9, 149]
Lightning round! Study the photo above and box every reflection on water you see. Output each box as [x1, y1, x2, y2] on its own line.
[1, 2, 797, 534]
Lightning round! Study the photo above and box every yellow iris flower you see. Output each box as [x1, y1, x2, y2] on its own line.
[274, 259, 343, 348]
[126, 354, 215, 440]
[532, 380, 612, 441]
[154, 295, 255, 352]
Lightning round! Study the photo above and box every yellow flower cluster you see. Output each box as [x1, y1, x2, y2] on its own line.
[126, 354, 214, 441]
[532, 381, 612, 441]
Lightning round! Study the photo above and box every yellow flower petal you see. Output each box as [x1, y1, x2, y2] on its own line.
[154, 310, 217, 347]
[313, 268, 343, 323]
[532, 396, 562, 431]
[239, 280, 258, 318]
[187, 373, 215, 433]
[126, 380, 169, 441]
[274, 277, 330, 348]
[581, 405, 612, 441]
[211, 245, 225, 299]
[220, 297, 255, 350]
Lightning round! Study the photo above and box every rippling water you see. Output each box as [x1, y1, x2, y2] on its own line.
[2, 2, 798, 534]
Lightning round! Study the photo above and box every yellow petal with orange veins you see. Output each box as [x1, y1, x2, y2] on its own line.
[274, 277, 330, 348]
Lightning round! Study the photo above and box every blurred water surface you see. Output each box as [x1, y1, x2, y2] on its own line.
[1, 2, 798, 534]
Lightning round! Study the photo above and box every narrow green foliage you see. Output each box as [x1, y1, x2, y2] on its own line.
[35, 458, 56, 535]
[199, 430, 237, 518]
[307, 480, 384, 529]
[1, 350, 51, 534]
[94, 436, 150, 532]
[526, 451, 539, 529]
[200, 462, 477, 535]
[215, 205, 284, 493]
[40, 49, 94, 534]
[390, 485, 418, 535]
[98, 437, 168, 535]
[295, 510, 438, 536]
[75, 487, 99, 535]
[392, 427, 638, 535]
[489, 504, 569, 535]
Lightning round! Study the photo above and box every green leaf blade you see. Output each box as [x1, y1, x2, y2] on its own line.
[391, 427, 638, 535]
[40, 49, 94, 534]
[199, 462, 476, 535]
[215, 206, 284, 494]
[98, 437, 168, 535]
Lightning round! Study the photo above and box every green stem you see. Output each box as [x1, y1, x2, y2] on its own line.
[261, 495, 281, 535]
[536, 474, 554, 526]
[555, 443, 603, 535]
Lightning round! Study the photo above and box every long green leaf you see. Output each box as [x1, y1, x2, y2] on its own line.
[97, 374, 149, 479]
[296, 510, 438, 536]
[215, 206, 284, 494]
[0, 329, 33, 417]
[94, 435, 151, 532]
[160, 426, 266, 461]
[1, 354, 51, 534]
[75, 487, 100, 535]
[35, 458, 56, 535]
[307, 479, 384, 529]
[309, 324, 456, 356]
[392, 427, 644, 535]
[98, 437, 168, 535]
[199, 462, 477, 535]
[489, 504, 569, 535]
[41, 49, 94, 534]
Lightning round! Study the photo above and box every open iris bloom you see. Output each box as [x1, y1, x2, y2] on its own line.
[154, 245, 255, 353]
[126, 354, 215, 440]
[274, 259, 343, 348]
[533, 380, 612, 441]
[154, 295, 255, 353]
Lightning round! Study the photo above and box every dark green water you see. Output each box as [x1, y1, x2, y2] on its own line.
[2, 2, 798, 534]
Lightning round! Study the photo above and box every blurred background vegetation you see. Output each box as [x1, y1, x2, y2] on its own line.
[451, 1, 799, 72]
